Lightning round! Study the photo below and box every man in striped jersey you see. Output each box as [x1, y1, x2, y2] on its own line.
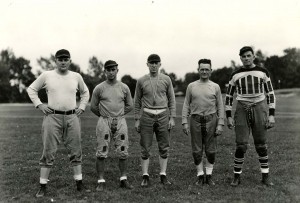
[225, 46, 276, 187]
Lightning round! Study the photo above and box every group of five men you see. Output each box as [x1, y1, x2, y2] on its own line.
[27, 46, 276, 198]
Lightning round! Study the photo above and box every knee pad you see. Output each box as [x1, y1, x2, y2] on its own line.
[159, 149, 168, 159]
[206, 152, 216, 164]
[255, 144, 268, 156]
[192, 152, 202, 165]
[235, 144, 247, 158]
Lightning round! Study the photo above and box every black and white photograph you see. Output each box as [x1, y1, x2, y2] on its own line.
[0, 0, 299, 202]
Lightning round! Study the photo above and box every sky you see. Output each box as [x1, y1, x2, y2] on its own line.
[1, 0, 300, 79]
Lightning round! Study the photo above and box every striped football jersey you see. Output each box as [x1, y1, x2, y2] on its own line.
[225, 66, 276, 117]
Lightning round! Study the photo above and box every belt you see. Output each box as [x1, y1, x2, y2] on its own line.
[191, 113, 215, 123]
[144, 108, 166, 115]
[49, 108, 76, 115]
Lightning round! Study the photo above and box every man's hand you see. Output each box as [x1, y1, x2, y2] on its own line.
[227, 117, 234, 129]
[215, 124, 223, 136]
[266, 115, 275, 129]
[182, 123, 190, 136]
[38, 104, 53, 115]
[168, 117, 175, 130]
[135, 119, 141, 133]
[75, 108, 84, 116]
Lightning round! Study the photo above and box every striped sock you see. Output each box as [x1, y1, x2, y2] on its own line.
[233, 156, 244, 174]
[258, 155, 269, 173]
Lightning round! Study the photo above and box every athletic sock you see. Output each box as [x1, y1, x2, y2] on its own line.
[258, 155, 269, 173]
[159, 156, 168, 176]
[74, 174, 82, 181]
[196, 161, 204, 176]
[205, 162, 214, 175]
[234, 156, 244, 174]
[141, 158, 150, 176]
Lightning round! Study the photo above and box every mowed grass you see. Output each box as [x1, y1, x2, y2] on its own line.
[0, 89, 300, 202]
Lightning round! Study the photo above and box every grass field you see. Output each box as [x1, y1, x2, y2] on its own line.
[0, 89, 300, 202]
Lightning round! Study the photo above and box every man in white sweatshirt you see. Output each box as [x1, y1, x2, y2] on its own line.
[27, 49, 90, 198]
[182, 59, 224, 186]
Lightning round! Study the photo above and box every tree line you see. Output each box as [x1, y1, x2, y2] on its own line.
[0, 47, 300, 103]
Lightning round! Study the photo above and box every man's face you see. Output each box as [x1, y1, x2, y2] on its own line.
[198, 63, 211, 79]
[240, 51, 255, 67]
[147, 61, 161, 74]
[55, 57, 71, 73]
[105, 66, 118, 80]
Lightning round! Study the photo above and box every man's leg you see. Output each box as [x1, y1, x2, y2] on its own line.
[36, 167, 50, 198]
[65, 115, 90, 193]
[253, 102, 274, 186]
[190, 115, 204, 185]
[95, 117, 110, 191]
[140, 112, 154, 187]
[231, 144, 247, 186]
[96, 158, 106, 191]
[116, 119, 133, 189]
[36, 115, 58, 198]
[231, 103, 250, 187]
[204, 114, 217, 186]
[73, 164, 91, 192]
[155, 111, 171, 185]
[119, 159, 133, 189]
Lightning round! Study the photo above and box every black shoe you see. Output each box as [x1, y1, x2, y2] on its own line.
[160, 175, 172, 185]
[141, 175, 150, 187]
[261, 173, 274, 186]
[120, 179, 134, 189]
[96, 182, 105, 191]
[76, 180, 91, 193]
[206, 175, 215, 186]
[35, 184, 46, 198]
[230, 174, 241, 187]
[195, 175, 204, 186]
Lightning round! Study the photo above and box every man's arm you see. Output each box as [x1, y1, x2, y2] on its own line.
[26, 73, 46, 108]
[216, 85, 225, 126]
[134, 80, 142, 120]
[166, 77, 176, 130]
[134, 80, 142, 133]
[167, 77, 176, 118]
[182, 84, 191, 125]
[215, 85, 225, 136]
[90, 86, 101, 117]
[225, 77, 236, 129]
[124, 85, 133, 115]
[263, 72, 276, 129]
[77, 74, 90, 111]
[182, 85, 191, 135]
[27, 73, 53, 115]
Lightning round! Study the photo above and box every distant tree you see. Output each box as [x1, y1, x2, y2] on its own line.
[0, 53, 11, 102]
[121, 74, 137, 97]
[210, 66, 233, 93]
[160, 68, 177, 88]
[265, 55, 285, 89]
[0, 49, 36, 102]
[37, 55, 81, 73]
[181, 72, 199, 94]
[265, 48, 300, 88]
[281, 48, 300, 88]
[87, 56, 104, 78]
[82, 56, 106, 98]
[184, 72, 199, 85]
[37, 55, 55, 72]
